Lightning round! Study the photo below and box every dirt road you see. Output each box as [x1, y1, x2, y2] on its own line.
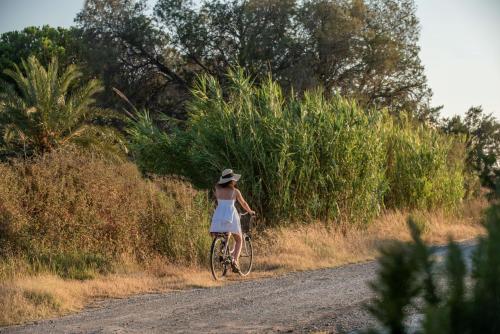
[2, 241, 476, 334]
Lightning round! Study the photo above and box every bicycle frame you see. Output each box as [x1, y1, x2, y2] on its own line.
[210, 212, 255, 280]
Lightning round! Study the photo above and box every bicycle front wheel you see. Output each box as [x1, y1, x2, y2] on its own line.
[238, 234, 253, 276]
[210, 236, 229, 280]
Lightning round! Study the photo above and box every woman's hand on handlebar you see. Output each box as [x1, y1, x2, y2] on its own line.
[241, 210, 256, 216]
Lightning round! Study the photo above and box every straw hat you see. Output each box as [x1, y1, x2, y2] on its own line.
[217, 169, 241, 184]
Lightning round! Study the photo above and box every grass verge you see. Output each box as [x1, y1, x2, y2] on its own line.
[0, 197, 487, 327]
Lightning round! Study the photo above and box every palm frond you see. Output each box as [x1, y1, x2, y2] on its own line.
[0, 56, 123, 157]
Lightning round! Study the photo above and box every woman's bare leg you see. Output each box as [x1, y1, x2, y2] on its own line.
[231, 233, 243, 263]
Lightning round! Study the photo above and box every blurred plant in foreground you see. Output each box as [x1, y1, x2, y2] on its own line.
[367, 186, 500, 334]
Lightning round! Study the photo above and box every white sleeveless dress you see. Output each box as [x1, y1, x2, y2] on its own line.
[210, 191, 242, 234]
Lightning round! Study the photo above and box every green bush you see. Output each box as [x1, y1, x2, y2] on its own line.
[129, 70, 468, 225]
[368, 189, 500, 334]
[384, 115, 465, 210]
[131, 70, 387, 225]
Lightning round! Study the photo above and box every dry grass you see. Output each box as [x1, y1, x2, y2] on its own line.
[0, 197, 487, 327]
[0, 259, 222, 326]
[0, 148, 213, 275]
[255, 197, 486, 272]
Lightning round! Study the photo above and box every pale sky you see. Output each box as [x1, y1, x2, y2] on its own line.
[0, 0, 498, 119]
[417, 0, 500, 119]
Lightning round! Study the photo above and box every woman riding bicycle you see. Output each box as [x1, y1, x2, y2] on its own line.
[210, 169, 255, 273]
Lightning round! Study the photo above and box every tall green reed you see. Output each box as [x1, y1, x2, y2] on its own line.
[132, 70, 387, 225]
[128, 69, 467, 225]
[384, 115, 465, 210]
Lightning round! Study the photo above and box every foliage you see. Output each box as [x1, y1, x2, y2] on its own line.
[156, 0, 432, 116]
[442, 106, 500, 189]
[468, 187, 500, 333]
[128, 70, 465, 224]
[0, 148, 213, 278]
[0, 26, 82, 82]
[71, 0, 434, 119]
[384, 115, 465, 210]
[185, 71, 387, 224]
[30, 252, 112, 280]
[126, 110, 189, 175]
[367, 188, 500, 334]
[75, 0, 189, 115]
[0, 56, 124, 158]
[367, 240, 420, 334]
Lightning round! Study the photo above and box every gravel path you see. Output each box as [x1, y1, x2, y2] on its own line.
[1, 241, 476, 334]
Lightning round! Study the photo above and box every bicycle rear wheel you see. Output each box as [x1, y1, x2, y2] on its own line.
[238, 234, 253, 276]
[210, 236, 230, 280]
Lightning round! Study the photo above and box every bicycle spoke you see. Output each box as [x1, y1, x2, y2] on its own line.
[210, 237, 229, 280]
[211, 232, 253, 279]
[238, 234, 253, 276]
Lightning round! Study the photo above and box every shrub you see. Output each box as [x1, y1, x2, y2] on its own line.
[0, 147, 212, 278]
[384, 115, 465, 210]
[367, 188, 500, 334]
[142, 177, 213, 264]
[0, 164, 27, 255]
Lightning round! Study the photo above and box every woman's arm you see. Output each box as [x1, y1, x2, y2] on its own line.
[235, 189, 255, 215]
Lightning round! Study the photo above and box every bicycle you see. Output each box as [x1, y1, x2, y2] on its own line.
[210, 212, 255, 280]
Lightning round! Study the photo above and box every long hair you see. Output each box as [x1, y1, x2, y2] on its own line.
[217, 180, 235, 188]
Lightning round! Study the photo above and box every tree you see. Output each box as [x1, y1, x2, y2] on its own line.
[0, 56, 124, 157]
[442, 106, 500, 188]
[156, 0, 302, 83]
[75, 0, 189, 117]
[0, 25, 83, 83]
[155, 0, 432, 116]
